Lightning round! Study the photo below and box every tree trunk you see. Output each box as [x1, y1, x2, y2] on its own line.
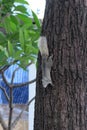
[34, 0, 87, 130]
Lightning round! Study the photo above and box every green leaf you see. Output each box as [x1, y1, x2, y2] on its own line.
[0, 45, 4, 51]
[0, 31, 6, 42]
[13, 50, 23, 60]
[3, 17, 11, 33]
[22, 23, 32, 30]
[15, 0, 29, 5]
[19, 29, 24, 49]
[10, 21, 17, 32]
[14, 5, 28, 14]
[0, 51, 5, 59]
[8, 41, 14, 56]
[28, 30, 36, 36]
[0, 45, 8, 57]
[28, 55, 36, 63]
[17, 13, 32, 24]
[0, 51, 7, 66]
[0, 0, 41, 69]
[17, 55, 30, 68]
[24, 30, 29, 40]
[4, 48, 9, 57]
[32, 11, 41, 28]
[10, 15, 19, 25]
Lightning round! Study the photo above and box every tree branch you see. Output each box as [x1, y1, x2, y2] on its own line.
[13, 78, 36, 88]
[0, 86, 9, 102]
[26, 62, 32, 67]
[28, 96, 35, 106]
[0, 65, 10, 73]
[11, 67, 20, 84]
[2, 72, 10, 88]
[8, 87, 13, 130]
[11, 96, 35, 128]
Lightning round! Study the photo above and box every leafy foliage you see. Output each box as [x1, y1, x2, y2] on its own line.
[0, 0, 41, 68]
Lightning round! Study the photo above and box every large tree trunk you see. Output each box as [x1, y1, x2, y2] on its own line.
[34, 0, 87, 130]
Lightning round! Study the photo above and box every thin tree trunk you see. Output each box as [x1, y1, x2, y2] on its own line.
[34, 0, 87, 130]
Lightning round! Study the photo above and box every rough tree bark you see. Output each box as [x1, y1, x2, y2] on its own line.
[34, 0, 87, 130]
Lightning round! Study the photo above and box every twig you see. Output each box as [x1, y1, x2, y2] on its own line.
[11, 96, 35, 128]
[2, 72, 10, 87]
[26, 62, 32, 67]
[11, 67, 20, 84]
[13, 78, 36, 88]
[0, 112, 8, 130]
[28, 96, 35, 106]
[8, 86, 13, 130]
[0, 86, 9, 102]
[0, 65, 10, 73]
[8, 68, 20, 130]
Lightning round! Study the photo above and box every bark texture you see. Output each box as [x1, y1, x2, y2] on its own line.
[34, 0, 87, 130]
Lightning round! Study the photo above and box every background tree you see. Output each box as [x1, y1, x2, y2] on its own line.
[34, 0, 87, 130]
[0, 0, 41, 130]
[0, 0, 41, 68]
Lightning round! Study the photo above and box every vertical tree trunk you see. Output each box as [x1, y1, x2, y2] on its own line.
[34, 0, 87, 130]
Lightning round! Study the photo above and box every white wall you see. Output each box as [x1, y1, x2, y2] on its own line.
[28, 0, 46, 19]
[29, 64, 36, 130]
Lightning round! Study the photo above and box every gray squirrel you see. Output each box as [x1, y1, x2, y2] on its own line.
[38, 36, 53, 88]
